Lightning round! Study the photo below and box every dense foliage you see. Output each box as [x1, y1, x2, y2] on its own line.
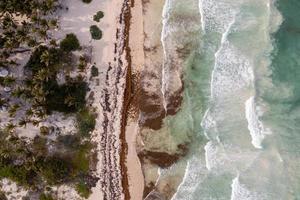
[0, 0, 97, 199]
[0, 0, 59, 16]
[0, 128, 95, 190]
[77, 108, 96, 137]
[39, 193, 54, 200]
[23, 38, 86, 114]
[90, 25, 102, 40]
[76, 181, 92, 198]
[0, 0, 59, 61]
[60, 33, 80, 52]
[93, 11, 104, 22]
[82, 0, 93, 4]
[45, 77, 88, 113]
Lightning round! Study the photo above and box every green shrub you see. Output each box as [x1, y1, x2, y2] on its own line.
[82, 0, 92, 3]
[45, 79, 88, 113]
[39, 193, 54, 200]
[0, 130, 94, 192]
[93, 11, 104, 22]
[57, 135, 80, 149]
[77, 108, 96, 137]
[25, 46, 62, 73]
[0, 165, 34, 187]
[90, 25, 102, 40]
[71, 142, 93, 174]
[91, 65, 99, 77]
[75, 181, 91, 199]
[60, 33, 80, 52]
[37, 156, 71, 185]
[32, 136, 48, 156]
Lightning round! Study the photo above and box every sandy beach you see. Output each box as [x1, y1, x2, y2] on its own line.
[56, 0, 143, 199]
[56, 0, 173, 199]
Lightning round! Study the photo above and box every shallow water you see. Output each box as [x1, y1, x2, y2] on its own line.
[157, 0, 300, 199]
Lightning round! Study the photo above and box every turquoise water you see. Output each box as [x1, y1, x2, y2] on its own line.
[158, 0, 300, 199]
[260, 0, 300, 198]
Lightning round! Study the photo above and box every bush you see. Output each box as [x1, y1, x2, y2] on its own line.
[25, 46, 62, 73]
[75, 181, 91, 199]
[57, 135, 80, 149]
[37, 156, 71, 185]
[32, 136, 48, 156]
[90, 25, 102, 40]
[82, 0, 92, 3]
[91, 65, 99, 77]
[60, 33, 80, 52]
[45, 79, 88, 113]
[0, 130, 93, 192]
[71, 144, 91, 173]
[0, 165, 34, 187]
[76, 108, 96, 137]
[93, 11, 104, 22]
[40, 193, 54, 200]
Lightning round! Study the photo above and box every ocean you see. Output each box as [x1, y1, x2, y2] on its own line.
[158, 0, 300, 199]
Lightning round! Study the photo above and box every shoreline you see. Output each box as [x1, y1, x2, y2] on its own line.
[119, 0, 134, 200]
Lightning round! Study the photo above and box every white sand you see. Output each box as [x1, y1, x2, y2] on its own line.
[55, 0, 121, 199]
[0, 179, 28, 200]
[56, 0, 146, 199]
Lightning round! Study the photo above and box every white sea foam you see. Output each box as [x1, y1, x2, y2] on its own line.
[204, 141, 216, 170]
[198, 0, 205, 32]
[231, 175, 265, 200]
[204, 141, 225, 170]
[201, 109, 217, 140]
[211, 14, 255, 99]
[171, 156, 207, 200]
[245, 96, 270, 149]
[161, 0, 172, 113]
[199, 0, 239, 33]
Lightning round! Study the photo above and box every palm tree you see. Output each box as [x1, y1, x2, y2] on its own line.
[38, 29, 48, 39]
[34, 109, 46, 119]
[49, 19, 58, 28]
[40, 19, 49, 28]
[25, 108, 34, 117]
[31, 120, 40, 127]
[11, 87, 25, 98]
[64, 95, 76, 107]
[3, 76, 16, 86]
[0, 98, 7, 107]
[40, 50, 50, 66]
[8, 104, 20, 117]
[0, 147, 11, 159]
[18, 118, 28, 128]
[34, 68, 52, 82]
[5, 122, 16, 133]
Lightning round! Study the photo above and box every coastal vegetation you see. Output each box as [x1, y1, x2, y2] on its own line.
[0, 0, 97, 199]
[60, 33, 81, 52]
[39, 193, 54, 200]
[82, 0, 93, 4]
[93, 11, 104, 22]
[90, 25, 102, 40]
[91, 65, 99, 77]
[76, 181, 92, 198]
